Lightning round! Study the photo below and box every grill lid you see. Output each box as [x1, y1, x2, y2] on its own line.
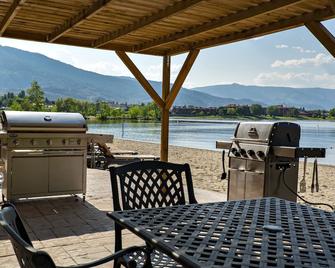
[1, 111, 87, 133]
[234, 122, 300, 146]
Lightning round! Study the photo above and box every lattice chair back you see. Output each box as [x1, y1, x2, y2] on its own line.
[0, 204, 56, 268]
[110, 161, 197, 211]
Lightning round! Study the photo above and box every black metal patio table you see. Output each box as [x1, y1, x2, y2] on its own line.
[109, 197, 335, 267]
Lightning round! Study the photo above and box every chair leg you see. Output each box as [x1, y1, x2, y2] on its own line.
[114, 224, 123, 268]
[113, 259, 121, 268]
[143, 242, 153, 268]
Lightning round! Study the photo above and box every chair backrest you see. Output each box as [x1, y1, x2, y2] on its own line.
[0, 204, 56, 268]
[110, 161, 197, 211]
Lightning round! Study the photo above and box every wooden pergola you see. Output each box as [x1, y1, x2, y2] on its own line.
[1, 0, 334, 161]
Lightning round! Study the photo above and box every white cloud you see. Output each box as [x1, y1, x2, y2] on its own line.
[292, 46, 316, 53]
[275, 44, 316, 53]
[81, 61, 131, 76]
[254, 72, 335, 88]
[271, 53, 334, 68]
[275, 44, 288, 49]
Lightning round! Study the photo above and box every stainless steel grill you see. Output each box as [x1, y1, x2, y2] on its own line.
[0, 111, 87, 201]
[216, 122, 325, 202]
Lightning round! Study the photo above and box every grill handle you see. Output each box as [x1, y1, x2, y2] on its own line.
[248, 127, 257, 136]
[221, 150, 226, 180]
[44, 116, 52, 121]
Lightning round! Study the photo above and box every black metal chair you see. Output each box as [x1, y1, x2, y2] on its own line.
[108, 160, 197, 268]
[0, 203, 142, 268]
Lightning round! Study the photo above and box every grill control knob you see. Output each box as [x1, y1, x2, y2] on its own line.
[12, 139, 19, 146]
[231, 148, 240, 157]
[77, 139, 81, 145]
[47, 139, 52, 146]
[231, 148, 237, 155]
[247, 150, 255, 157]
[240, 149, 247, 157]
[257, 151, 265, 158]
[62, 139, 67, 145]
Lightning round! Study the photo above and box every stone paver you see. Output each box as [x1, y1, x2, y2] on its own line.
[0, 168, 226, 267]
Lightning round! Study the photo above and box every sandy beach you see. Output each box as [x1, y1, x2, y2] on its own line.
[111, 138, 335, 210]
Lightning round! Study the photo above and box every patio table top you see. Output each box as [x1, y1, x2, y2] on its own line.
[110, 197, 335, 268]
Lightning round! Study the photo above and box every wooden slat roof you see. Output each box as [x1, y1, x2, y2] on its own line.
[0, 0, 334, 55]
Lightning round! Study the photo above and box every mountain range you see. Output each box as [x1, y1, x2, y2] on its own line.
[0, 45, 334, 109]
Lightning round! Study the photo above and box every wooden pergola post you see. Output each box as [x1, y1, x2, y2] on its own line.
[161, 55, 171, 161]
[116, 50, 199, 161]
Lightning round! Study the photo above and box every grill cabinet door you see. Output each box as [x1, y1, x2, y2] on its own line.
[228, 169, 245, 200]
[11, 157, 48, 195]
[48, 156, 83, 192]
[244, 172, 264, 199]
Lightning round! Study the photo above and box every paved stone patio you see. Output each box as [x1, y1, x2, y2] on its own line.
[0, 168, 226, 267]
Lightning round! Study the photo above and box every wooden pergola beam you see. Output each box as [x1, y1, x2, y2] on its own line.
[305, 21, 335, 58]
[47, 0, 113, 42]
[133, 0, 304, 53]
[93, 0, 203, 48]
[0, 0, 25, 36]
[168, 8, 333, 55]
[115, 51, 164, 109]
[166, 49, 200, 109]
[329, 0, 335, 13]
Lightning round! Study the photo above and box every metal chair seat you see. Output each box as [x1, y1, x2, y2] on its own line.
[119, 248, 182, 268]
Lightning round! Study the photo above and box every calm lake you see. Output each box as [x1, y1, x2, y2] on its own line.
[88, 119, 335, 165]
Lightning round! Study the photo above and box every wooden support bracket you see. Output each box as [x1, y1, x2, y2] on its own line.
[305, 21, 335, 58]
[166, 49, 200, 109]
[115, 51, 164, 108]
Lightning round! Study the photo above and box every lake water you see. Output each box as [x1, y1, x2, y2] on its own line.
[88, 119, 335, 165]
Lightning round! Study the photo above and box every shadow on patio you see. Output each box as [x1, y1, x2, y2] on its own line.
[0, 168, 143, 267]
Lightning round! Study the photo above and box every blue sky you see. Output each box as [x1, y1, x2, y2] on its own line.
[0, 19, 334, 89]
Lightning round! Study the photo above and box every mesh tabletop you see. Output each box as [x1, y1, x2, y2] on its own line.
[110, 197, 335, 267]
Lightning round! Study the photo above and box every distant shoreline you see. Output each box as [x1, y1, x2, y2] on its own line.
[87, 115, 335, 122]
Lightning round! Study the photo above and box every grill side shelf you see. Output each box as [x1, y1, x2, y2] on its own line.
[272, 146, 326, 158]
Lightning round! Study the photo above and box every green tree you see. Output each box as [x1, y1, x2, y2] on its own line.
[97, 102, 112, 120]
[10, 101, 22, 111]
[128, 105, 142, 119]
[236, 105, 250, 116]
[27, 81, 45, 111]
[217, 107, 227, 116]
[147, 102, 161, 120]
[226, 107, 236, 116]
[250, 104, 263, 116]
[267, 106, 280, 117]
[329, 108, 335, 117]
[21, 97, 32, 111]
[18, 90, 25, 99]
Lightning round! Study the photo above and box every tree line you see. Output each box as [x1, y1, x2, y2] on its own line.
[1, 81, 335, 120]
[1, 81, 161, 120]
[171, 104, 330, 119]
